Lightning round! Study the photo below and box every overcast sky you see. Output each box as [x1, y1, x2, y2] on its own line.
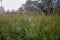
[0, 0, 27, 11]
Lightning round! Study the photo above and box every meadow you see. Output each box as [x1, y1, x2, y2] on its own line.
[0, 12, 60, 40]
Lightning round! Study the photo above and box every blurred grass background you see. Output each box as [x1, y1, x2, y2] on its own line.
[0, 13, 60, 40]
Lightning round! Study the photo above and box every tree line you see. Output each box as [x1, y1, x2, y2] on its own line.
[18, 0, 60, 15]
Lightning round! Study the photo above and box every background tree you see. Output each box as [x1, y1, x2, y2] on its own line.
[19, 0, 53, 15]
[18, 7, 24, 11]
[25, 0, 32, 5]
[41, 0, 52, 14]
[0, 0, 2, 2]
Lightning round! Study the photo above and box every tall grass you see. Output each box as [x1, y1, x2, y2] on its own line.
[0, 13, 60, 40]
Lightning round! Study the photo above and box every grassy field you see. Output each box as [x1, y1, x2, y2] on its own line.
[0, 13, 60, 40]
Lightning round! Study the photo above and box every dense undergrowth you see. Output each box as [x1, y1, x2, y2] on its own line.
[0, 13, 60, 40]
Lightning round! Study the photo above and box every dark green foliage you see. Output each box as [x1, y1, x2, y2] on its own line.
[18, 7, 24, 11]
[26, 0, 32, 5]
